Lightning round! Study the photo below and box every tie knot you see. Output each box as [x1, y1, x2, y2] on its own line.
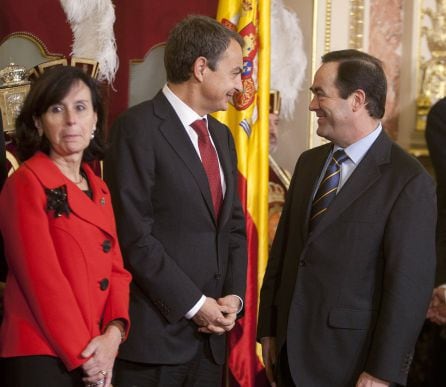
[191, 119, 209, 139]
[332, 149, 349, 166]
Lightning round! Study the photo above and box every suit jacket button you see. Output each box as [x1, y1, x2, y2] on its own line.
[102, 240, 112, 253]
[99, 278, 109, 290]
[299, 260, 306, 267]
[214, 273, 222, 279]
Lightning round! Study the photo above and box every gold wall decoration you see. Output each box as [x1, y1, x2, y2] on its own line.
[325, 0, 332, 53]
[0, 84, 30, 133]
[417, 0, 446, 130]
[0, 63, 30, 134]
[349, 0, 365, 49]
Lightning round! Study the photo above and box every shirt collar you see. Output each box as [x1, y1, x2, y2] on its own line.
[162, 84, 207, 128]
[334, 123, 382, 165]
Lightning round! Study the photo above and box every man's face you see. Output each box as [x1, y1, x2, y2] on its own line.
[309, 62, 354, 146]
[201, 39, 243, 113]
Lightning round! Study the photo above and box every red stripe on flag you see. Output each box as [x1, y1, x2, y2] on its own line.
[228, 173, 269, 387]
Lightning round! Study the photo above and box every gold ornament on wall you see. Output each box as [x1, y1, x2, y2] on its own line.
[0, 63, 30, 134]
[417, 0, 446, 130]
[349, 0, 365, 49]
[325, 0, 332, 53]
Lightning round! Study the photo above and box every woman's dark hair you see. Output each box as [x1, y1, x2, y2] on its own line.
[15, 65, 105, 162]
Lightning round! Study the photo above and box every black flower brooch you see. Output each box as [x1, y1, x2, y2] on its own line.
[45, 185, 70, 218]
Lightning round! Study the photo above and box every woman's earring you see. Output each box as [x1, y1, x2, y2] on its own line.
[91, 126, 96, 139]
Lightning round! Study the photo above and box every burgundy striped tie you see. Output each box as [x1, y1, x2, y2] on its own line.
[191, 119, 223, 219]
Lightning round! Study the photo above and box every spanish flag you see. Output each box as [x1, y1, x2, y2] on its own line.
[214, 1, 270, 385]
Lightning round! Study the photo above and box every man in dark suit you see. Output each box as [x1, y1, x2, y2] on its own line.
[104, 15, 247, 387]
[258, 49, 436, 387]
[426, 97, 446, 285]
[422, 97, 446, 386]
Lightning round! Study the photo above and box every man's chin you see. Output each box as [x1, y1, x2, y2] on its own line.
[211, 106, 228, 114]
[316, 126, 333, 140]
[217, 101, 229, 112]
[316, 126, 325, 137]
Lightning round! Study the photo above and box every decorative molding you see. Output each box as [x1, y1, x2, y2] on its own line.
[416, 0, 446, 132]
[398, 0, 423, 150]
[309, 0, 332, 149]
[0, 32, 65, 59]
[325, 0, 332, 53]
[349, 0, 365, 49]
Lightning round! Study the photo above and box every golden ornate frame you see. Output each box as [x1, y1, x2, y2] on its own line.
[0, 83, 30, 134]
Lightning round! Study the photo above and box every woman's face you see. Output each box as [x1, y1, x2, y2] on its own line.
[34, 80, 97, 160]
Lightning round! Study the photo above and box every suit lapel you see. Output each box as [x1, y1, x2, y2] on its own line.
[66, 164, 114, 236]
[307, 131, 392, 242]
[153, 93, 217, 223]
[301, 145, 332, 241]
[25, 153, 115, 237]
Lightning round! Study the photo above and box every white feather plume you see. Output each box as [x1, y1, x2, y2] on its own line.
[271, 0, 307, 120]
[59, 0, 118, 84]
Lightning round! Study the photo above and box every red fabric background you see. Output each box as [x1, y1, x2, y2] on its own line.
[1, 0, 217, 122]
[1, 0, 72, 57]
[111, 0, 217, 121]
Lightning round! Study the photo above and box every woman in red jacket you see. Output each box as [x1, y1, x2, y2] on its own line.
[0, 65, 131, 387]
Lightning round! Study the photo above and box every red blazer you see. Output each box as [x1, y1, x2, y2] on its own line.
[0, 152, 131, 371]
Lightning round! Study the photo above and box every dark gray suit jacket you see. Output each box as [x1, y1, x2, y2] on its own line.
[104, 91, 247, 365]
[426, 97, 446, 284]
[258, 131, 436, 386]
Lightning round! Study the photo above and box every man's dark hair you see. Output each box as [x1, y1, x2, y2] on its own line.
[164, 15, 244, 84]
[15, 65, 105, 162]
[322, 49, 387, 119]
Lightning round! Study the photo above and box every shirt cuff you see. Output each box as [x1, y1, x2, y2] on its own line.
[231, 294, 244, 314]
[185, 295, 206, 319]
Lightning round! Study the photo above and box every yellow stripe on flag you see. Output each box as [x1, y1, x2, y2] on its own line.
[214, 0, 270, 385]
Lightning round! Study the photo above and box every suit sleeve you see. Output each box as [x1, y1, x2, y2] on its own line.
[0, 170, 91, 370]
[257, 156, 301, 339]
[365, 170, 436, 384]
[104, 112, 203, 323]
[221, 129, 247, 303]
[426, 98, 446, 284]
